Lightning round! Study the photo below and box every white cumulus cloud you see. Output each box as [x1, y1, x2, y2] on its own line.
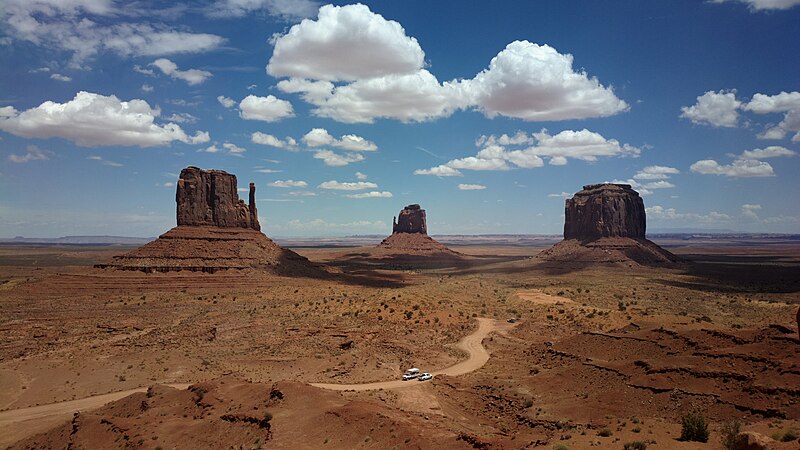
[690, 159, 774, 177]
[222, 142, 246, 156]
[318, 180, 378, 190]
[302, 128, 377, 151]
[268, 5, 627, 124]
[680, 90, 741, 127]
[268, 180, 308, 188]
[415, 128, 639, 176]
[634, 165, 680, 180]
[312, 149, 365, 166]
[458, 184, 487, 190]
[267, 3, 424, 82]
[217, 95, 236, 108]
[346, 191, 393, 198]
[744, 92, 800, 142]
[738, 146, 796, 159]
[690, 144, 795, 178]
[251, 132, 297, 149]
[413, 165, 463, 177]
[239, 95, 294, 122]
[0, 91, 209, 147]
[151, 58, 212, 85]
[461, 40, 629, 121]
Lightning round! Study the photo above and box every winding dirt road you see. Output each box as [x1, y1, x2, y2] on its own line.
[0, 318, 511, 446]
[311, 317, 511, 391]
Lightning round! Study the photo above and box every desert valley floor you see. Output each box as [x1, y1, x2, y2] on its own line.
[0, 236, 798, 449]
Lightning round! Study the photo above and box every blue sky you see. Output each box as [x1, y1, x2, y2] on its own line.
[1, 0, 799, 237]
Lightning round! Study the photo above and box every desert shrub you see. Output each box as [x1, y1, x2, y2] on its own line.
[623, 442, 647, 450]
[680, 410, 709, 442]
[552, 444, 569, 450]
[598, 428, 613, 437]
[631, 426, 641, 433]
[523, 398, 534, 408]
[720, 420, 741, 449]
[782, 429, 799, 441]
[771, 429, 799, 442]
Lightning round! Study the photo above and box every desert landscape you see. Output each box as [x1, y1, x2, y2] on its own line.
[1, 2, 798, 449]
[0, 169, 797, 450]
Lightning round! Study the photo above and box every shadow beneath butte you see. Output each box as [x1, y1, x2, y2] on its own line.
[657, 255, 800, 294]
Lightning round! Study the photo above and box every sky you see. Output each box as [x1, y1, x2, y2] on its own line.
[0, 0, 799, 238]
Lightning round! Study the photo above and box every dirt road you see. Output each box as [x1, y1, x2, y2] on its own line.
[311, 317, 511, 391]
[0, 318, 510, 446]
[0, 384, 190, 447]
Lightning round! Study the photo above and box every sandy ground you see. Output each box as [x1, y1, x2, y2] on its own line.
[313, 317, 515, 391]
[0, 238, 798, 449]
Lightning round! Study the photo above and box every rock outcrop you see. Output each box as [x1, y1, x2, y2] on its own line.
[377, 204, 459, 258]
[392, 204, 427, 234]
[176, 166, 260, 231]
[98, 166, 321, 275]
[564, 184, 644, 240]
[539, 183, 678, 266]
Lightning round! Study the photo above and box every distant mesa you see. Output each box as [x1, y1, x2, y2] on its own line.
[376, 204, 460, 257]
[539, 183, 678, 266]
[392, 204, 427, 234]
[564, 184, 645, 240]
[97, 166, 321, 275]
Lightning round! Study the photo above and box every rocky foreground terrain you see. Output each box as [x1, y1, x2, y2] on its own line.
[0, 237, 798, 449]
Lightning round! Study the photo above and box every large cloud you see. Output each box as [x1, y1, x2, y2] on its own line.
[239, 95, 294, 122]
[1, 0, 224, 66]
[0, 91, 209, 147]
[461, 41, 629, 121]
[267, 3, 424, 81]
[680, 90, 741, 127]
[269, 5, 627, 124]
[304, 70, 466, 123]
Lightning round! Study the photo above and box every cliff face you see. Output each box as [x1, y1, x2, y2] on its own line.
[392, 204, 427, 234]
[176, 166, 260, 231]
[564, 184, 645, 240]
